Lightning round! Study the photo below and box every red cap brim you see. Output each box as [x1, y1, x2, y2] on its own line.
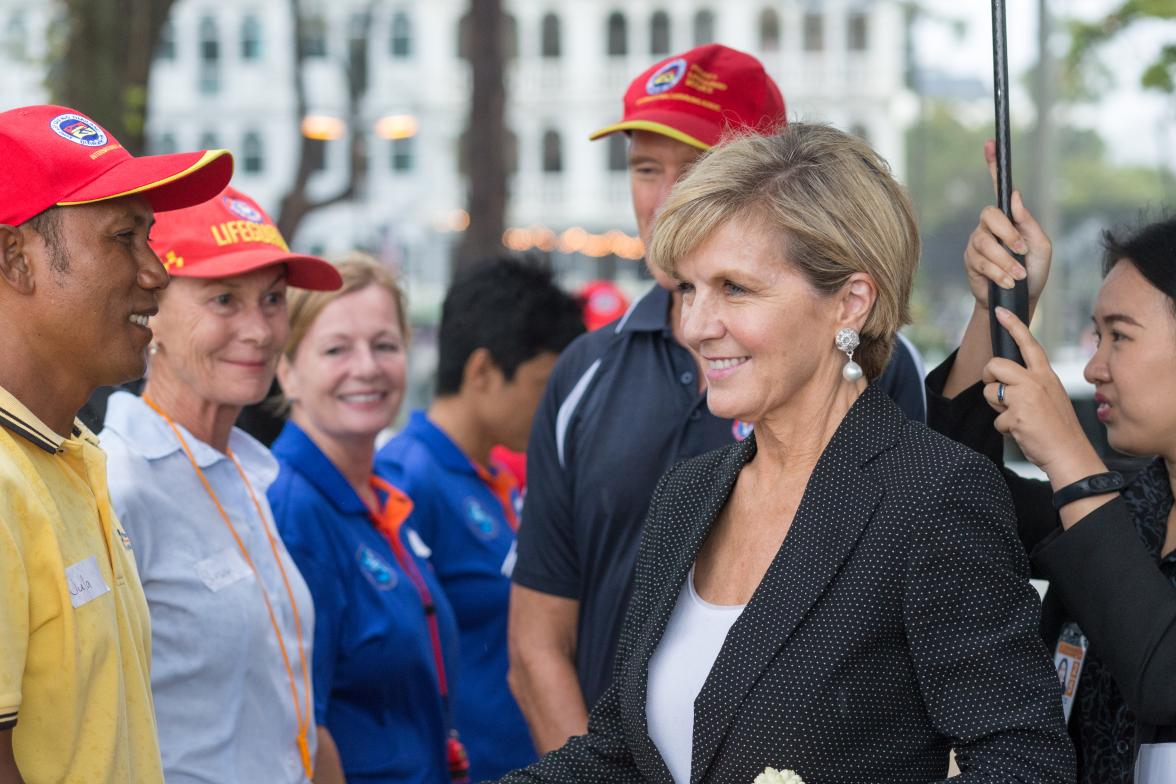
[169, 246, 343, 291]
[57, 149, 234, 213]
[589, 109, 719, 151]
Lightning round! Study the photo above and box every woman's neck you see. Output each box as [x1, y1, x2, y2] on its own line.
[428, 397, 492, 468]
[290, 411, 377, 508]
[142, 375, 241, 454]
[751, 372, 867, 480]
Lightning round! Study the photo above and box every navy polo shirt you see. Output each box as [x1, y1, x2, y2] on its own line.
[374, 411, 536, 782]
[268, 422, 459, 784]
[513, 284, 927, 710]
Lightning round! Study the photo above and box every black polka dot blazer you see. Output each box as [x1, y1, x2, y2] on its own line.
[495, 385, 1076, 783]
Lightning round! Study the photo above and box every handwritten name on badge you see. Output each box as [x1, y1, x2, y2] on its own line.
[195, 548, 253, 592]
[65, 556, 111, 608]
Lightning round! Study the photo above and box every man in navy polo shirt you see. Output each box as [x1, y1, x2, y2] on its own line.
[508, 43, 928, 754]
[374, 258, 584, 782]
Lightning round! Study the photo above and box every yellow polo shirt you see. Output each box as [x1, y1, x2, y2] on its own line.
[0, 385, 162, 783]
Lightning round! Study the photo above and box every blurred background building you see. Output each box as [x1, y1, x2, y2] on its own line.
[1, 0, 1173, 396]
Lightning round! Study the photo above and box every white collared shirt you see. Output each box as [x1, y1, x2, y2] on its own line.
[101, 392, 315, 784]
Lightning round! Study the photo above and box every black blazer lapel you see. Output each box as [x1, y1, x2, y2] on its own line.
[622, 438, 756, 784]
[689, 386, 901, 783]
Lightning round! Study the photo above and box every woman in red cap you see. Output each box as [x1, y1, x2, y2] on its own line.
[98, 186, 345, 784]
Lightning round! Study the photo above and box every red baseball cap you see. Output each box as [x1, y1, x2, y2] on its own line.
[589, 44, 786, 151]
[0, 104, 233, 226]
[578, 280, 630, 331]
[149, 186, 342, 291]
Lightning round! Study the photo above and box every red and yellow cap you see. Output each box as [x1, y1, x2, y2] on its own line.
[0, 104, 233, 226]
[150, 185, 342, 291]
[589, 44, 787, 151]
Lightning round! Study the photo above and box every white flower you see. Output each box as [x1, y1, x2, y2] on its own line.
[753, 767, 805, 784]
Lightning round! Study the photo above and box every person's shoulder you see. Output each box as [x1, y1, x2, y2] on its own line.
[376, 428, 437, 480]
[879, 418, 1010, 509]
[546, 324, 625, 392]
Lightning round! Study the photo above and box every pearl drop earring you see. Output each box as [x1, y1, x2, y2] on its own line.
[835, 328, 863, 382]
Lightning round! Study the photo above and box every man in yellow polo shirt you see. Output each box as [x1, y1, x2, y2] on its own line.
[0, 105, 232, 783]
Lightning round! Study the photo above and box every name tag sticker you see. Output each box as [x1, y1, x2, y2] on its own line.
[65, 555, 111, 608]
[195, 548, 253, 592]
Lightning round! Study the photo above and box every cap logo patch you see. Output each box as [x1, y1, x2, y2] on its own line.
[49, 113, 108, 147]
[223, 196, 264, 223]
[646, 58, 687, 95]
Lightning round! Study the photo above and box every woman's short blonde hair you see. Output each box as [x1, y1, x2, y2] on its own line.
[283, 252, 409, 363]
[647, 123, 920, 380]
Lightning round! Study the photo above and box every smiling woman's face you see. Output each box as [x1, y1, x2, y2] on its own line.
[278, 283, 407, 447]
[1085, 258, 1176, 458]
[148, 265, 289, 409]
[675, 217, 852, 424]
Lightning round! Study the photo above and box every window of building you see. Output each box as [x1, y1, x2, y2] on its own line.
[803, 11, 823, 52]
[849, 123, 870, 143]
[242, 132, 265, 173]
[848, 11, 869, 52]
[240, 15, 262, 60]
[302, 15, 327, 58]
[390, 137, 414, 172]
[504, 13, 518, 59]
[390, 11, 411, 58]
[542, 129, 562, 173]
[198, 16, 220, 93]
[607, 132, 628, 172]
[348, 12, 369, 94]
[199, 131, 220, 151]
[759, 9, 780, 52]
[156, 19, 176, 60]
[606, 11, 627, 57]
[308, 139, 327, 172]
[540, 12, 560, 58]
[693, 9, 715, 46]
[649, 11, 670, 56]
[153, 133, 177, 155]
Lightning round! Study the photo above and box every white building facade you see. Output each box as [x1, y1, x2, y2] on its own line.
[1, 0, 915, 308]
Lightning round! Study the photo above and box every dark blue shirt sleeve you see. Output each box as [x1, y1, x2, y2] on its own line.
[877, 334, 927, 423]
[512, 351, 586, 600]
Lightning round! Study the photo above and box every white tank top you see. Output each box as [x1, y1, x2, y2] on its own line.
[646, 566, 746, 784]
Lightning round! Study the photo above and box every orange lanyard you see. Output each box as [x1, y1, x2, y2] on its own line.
[473, 459, 520, 532]
[142, 395, 315, 780]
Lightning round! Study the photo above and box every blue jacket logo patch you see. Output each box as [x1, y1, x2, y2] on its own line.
[465, 498, 499, 541]
[356, 545, 398, 590]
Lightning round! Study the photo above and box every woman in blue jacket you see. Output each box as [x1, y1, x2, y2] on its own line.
[268, 256, 463, 784]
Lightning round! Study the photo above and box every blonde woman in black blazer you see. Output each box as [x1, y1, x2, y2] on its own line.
[494, 125, 1074, 783]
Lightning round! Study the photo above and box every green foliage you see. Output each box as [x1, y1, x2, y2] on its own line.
[1065, 0, 1176, 95]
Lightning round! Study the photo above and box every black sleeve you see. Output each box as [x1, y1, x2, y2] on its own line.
[925, 351, 1060, 558]
[493, 460, 684, 783]
[511, 351, 587, 599]
[1032, 498, 1176, 726]
[903, 451, 1076, 782]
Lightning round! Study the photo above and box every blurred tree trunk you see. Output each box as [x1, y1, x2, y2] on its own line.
[455, 0, 508, 276]
[276, 0, 370, 242]
[49, 0, 175, 155]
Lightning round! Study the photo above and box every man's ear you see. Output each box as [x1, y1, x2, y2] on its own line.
[461, 347, 500, 394]
[837, 272, 878, 333]
[0, 224, 35, 295]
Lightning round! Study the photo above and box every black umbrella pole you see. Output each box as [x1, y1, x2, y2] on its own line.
[990, 0, 1029, 364]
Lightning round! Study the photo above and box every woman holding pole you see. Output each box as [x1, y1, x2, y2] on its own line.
[928, 143, 1176, 784]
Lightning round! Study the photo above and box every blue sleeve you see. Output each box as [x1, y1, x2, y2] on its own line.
[511, 351, 584, 599]
[375, 446, 440, 548]
[269, 476, 344, 724]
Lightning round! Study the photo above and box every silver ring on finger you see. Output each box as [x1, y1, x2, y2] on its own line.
[997, 382, 1006, 405]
